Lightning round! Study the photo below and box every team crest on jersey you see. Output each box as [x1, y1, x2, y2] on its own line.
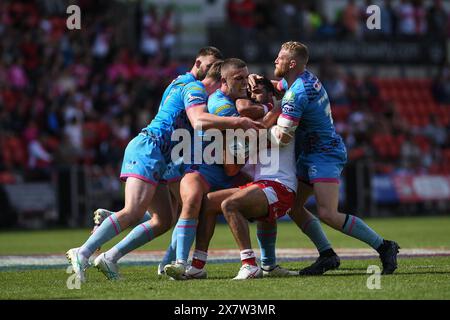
[313, 79, 322, 91]
[283, 90, 295, 104]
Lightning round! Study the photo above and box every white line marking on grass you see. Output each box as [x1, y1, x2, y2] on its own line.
[1, 248, 449, 271]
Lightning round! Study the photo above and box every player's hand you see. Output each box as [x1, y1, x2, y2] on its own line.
[248, 74, 264, 91]
[238, 117, 265, 131]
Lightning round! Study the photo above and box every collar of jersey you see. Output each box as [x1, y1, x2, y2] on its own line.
[216, 89, 233, 102]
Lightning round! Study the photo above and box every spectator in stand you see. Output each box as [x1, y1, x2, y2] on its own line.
[140, 5, 160, 58]
[399, 132, 422, 173]
[397, 0, 415, 35]
[380, 0, 397, 36]
[28, 135, 53, 170]
[274, 0, 297, 40]
[427, 0, 448, 39]
[253, 0, 276, 38]
[160, 5, 178, 60]
[422, 114, 448, 147]
[432, 63, 450, 104]
[342, 0, 361, 37]
[63, 116, 83, 157]
[322, 67, 349, 105]
[227, 0, 257, 46]
[316, 13, 337, 38]
[411, 0, 427, 35]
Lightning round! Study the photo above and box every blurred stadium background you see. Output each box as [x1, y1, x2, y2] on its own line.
[0, 0, 450, 230]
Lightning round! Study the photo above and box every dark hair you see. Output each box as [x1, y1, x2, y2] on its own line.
[257, 77, 275, 95]
[196, 46, 223, 60]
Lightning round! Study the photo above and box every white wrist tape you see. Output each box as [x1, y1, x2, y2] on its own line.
[269, 117, 297, 147]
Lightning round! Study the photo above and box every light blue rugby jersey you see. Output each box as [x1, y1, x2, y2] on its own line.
[195, 89, 239, 163]
[278, 70, 346, 155]
[144, 73, 208, 161]
[207, 89, 239, 117]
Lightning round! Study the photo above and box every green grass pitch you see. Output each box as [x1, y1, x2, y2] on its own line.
[0, 216, 449, 300]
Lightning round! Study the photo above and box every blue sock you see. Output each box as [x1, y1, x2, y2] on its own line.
[114, 221, 155, 257]
[161, 226, 178, 266]
[301, 217, 332, 253]
[175, 218, 197, 264]
[139, 211, 152, 224]
[342, 214, 384, 250]
[79, 214, 122, 258]
[257, 225, 277, 267]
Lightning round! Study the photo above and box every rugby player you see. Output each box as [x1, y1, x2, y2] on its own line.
[164, 58, 267, 280]
[250, 41, 400, 275]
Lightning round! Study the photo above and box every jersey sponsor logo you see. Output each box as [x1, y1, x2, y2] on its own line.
[214, 104, 234, 115]
[125, 160, 138, 170]
[283, 90, 295, 104]
[282, 104, 295, 114]
[189, 85, 204, 92]
[313, 79, 322, 91]
[188, 93, 202, 103]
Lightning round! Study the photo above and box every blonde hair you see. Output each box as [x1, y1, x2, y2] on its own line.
[281, 41, 309, 65]
[205, 60, 224, 81]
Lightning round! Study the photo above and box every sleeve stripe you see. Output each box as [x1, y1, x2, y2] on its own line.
[277, 81, 284, 91]
[280, 113, 300, 125]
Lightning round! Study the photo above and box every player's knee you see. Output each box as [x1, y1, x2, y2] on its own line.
[154, 215, 172, 233]
[221, 198, 238, 215]
[316, 206, 335, 223]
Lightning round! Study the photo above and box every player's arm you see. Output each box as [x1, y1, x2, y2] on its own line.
[235, 99, 267, 120]
[272, 80, 286, 100]
[259, 99, 281, 128]
[269, 116, 297, 146]
[187, 105, 263, 131]
[268, 94, 305, 147]
[183, 83, 263, 131]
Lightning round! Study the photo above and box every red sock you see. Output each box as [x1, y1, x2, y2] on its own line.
[242, 257, 257, 266]
[240, 249, 257, 266]
[192, 258, 206, 269]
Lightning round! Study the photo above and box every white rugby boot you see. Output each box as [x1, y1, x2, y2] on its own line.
[185, 265, 208, 279]
[66, 248, 90, 283]
[164, 262, 187, 280]
[157, 263, 166, 276]
[91, 208, 114, 234]
[93, 253, 120, 280]
[262, 265, 297, 277]
[232, 264, 263, 280]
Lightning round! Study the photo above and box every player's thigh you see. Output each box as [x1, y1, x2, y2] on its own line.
[180, 172, 210, 206]
[147, 183, 174, 225]
[203, 188, 240, 215]
[288, 181, 314, 224]
[123, 177, 158, 214]
[222, 185, 268, 219]
[295, 181, 314, 208]
[313, 182, 340, 214]
[168, 181, 181, 204]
